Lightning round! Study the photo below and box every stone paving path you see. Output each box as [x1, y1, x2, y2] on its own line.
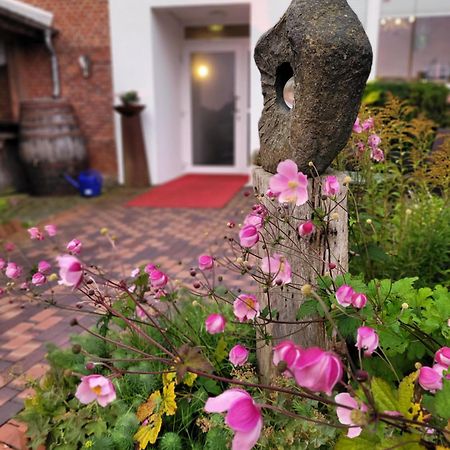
[0, 187, 254, 439]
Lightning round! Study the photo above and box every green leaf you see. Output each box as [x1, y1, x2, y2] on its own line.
[371, 378, 399, 412]
[335, 433, 380, 449]
[434, 378, 450, 420]
[378, 435, 424, 449]
[201, 379, 222, 395]
[363, 89, 382, 105]
[296, 300, 318, 319]
[214, 337, 228, 362]
[85, 419, 107, 436]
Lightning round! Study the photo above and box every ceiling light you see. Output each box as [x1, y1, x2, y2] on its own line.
[209, 24, 224, 32]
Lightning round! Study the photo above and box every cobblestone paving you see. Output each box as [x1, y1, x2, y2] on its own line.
[0, 188, 254, 430]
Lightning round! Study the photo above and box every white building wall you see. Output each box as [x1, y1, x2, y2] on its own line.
[109, 0, 376, 184]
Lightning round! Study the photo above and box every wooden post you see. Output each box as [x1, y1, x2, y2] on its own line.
[252, 0, 372, 382]
[114, 104, 150, 188]
[253, 167, 348, 382]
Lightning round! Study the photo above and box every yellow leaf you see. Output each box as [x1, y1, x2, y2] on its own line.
[163, 370, 177, 387]
[183, 372, 198, 387]
[134, 414, 163, 448]
[398, 371, 418, 419]
[136, 390, 160, 422]
[163, 382, 177, 416]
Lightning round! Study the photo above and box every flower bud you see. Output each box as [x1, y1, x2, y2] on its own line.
[366, 219, 372, 225]
[72, 344, 82, 354]
[343, 176, 352, 185]
[401, 303, 409, 310]
[301, 284, 313, 296]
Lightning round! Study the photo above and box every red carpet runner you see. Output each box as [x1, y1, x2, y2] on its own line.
[127, 174, 249, 209]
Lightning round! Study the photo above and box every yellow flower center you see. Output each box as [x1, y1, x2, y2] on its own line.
[91, 385, 103, 396]
[244, 297, 255, 309]
[287, 180, 299, 189]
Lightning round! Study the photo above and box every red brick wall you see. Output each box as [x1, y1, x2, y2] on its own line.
[11, 0, 117, 176]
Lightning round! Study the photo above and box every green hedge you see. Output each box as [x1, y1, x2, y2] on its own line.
[364, 81, 449, 126]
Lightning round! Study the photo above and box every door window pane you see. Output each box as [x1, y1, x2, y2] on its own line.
[191, 52, 235, 166]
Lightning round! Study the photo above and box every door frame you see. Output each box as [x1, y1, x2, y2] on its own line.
[181, 38, 250, 174]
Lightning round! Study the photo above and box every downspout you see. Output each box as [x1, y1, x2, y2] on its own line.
[44, 28, 60, 98]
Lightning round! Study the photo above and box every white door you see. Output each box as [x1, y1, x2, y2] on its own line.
[182, 39, 249, 174]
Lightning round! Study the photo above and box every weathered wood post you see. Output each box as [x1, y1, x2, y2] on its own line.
[253, 0, 372, 381]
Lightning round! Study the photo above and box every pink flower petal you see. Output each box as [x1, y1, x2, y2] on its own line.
[204, 389, 250, 413]
[226, 397, 260, 432]
[277, 160, 299, 179]
[231, 417, 263, 450]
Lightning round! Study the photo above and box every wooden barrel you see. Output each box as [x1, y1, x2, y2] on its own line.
[19, 98, 88, 195]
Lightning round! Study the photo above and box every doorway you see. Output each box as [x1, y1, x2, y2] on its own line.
[182, 39, 249, 174]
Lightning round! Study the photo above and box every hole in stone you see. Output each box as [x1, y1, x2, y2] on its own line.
[276, 62, 294, 111]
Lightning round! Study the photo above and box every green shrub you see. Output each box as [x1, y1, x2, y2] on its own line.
[364, 81, 449, 126]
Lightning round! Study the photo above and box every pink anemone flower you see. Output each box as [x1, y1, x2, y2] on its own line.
[353, 118, 363, 134]
[260, 253, 292, 286]
[75, 374, 116, 407]
[418, 366, 443, 393]
[370, 147, 385, 162]
[335, 285, 355, 307]
[38, 260, 51, 274]
[44, 224, 58, 237]
[273, 340, 301, 377]
[28, 227, 44, 241]
[323, 176, 340, 197]
[229, 345, 249, 366]
[435, 347, 450, 368]
[5, 262, 22, 279]
[362, 117, 374, 131]
[205, 313, 226, 334]
[298, 220, 315, 237]
[204, 389, 263, 450]
[243, 213, 264, 230]
[269, 160, 308, 206]
[149, 269, 168, 289]
[351, 293, 367, 309]
[31, 272, 47, 286]
[67, 238, 82, 255]
[233, 294, 260, 322]
[356, 327, 379, 357]
[293, 347, 343, 395]
[335, 393, 368, 438]
[57, 255, 83, 288]
[239, 225, 259, 248]
[198, 255, 214, 271]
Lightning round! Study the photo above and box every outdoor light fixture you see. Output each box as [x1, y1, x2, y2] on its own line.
[196, 64, 210, 79]
[79, 54, 92, 78]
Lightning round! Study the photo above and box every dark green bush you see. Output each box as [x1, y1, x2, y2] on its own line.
[364, 81, 449, 127]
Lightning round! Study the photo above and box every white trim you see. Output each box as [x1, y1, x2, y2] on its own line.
[182, 38, 250, 175]
[366, 0, 382, 81]
[0, 0, 53, 27]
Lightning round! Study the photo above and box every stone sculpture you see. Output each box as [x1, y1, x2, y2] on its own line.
[254, 0, 373, 174]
